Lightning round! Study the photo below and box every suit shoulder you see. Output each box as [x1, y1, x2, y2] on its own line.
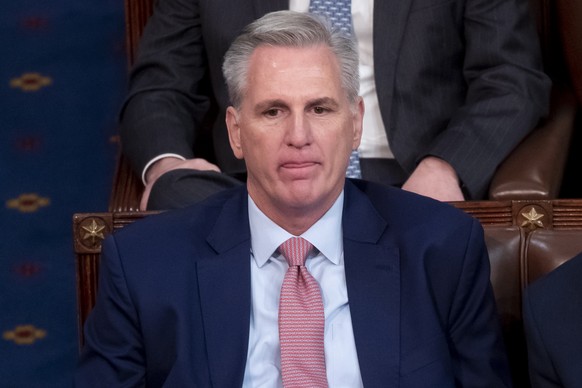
[351, 179, 475, 227]
[113, 186, 245, 242]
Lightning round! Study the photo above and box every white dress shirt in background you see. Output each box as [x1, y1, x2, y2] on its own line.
[290, 0, 392, 159]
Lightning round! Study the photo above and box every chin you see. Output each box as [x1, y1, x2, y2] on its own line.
[285, 190, 319, 206]
[285, 186, 336, 210]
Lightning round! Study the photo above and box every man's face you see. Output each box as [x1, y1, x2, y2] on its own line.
[226, 44, 363, 219]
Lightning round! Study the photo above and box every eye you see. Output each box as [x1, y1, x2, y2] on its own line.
[264, 108, 281, 117]
[313, 106, 327, 114]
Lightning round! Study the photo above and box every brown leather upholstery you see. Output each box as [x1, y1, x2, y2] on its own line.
[486, 226, 524, 326]
[488, 87, 577, 200]
[484, 226, 529, 386]
[526, 229, 582, 284]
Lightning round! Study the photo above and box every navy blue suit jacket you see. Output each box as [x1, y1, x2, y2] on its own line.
[523, 252, 582, 388]
[75, 180, 510, 387]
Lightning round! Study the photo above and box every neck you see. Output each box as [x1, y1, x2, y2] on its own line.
[249, 191, 341, 236]
[269, 208, 326, 236]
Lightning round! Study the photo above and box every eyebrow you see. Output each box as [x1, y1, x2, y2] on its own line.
[305, 97, 340, 110]
[254, 99, 288, 114]
[254, 97, 340, 113]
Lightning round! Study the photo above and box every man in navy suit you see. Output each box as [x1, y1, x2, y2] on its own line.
[523, 252, 582, 388]
[120, 0, 550, 210]
[76, 11, 511, 386]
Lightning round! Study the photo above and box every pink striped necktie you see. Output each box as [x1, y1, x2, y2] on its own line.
[278, 237, 328, 387]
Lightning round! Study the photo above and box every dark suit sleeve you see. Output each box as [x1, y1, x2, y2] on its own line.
[425, 0, 551, 199]
[522, 287, 562, 388]
[75, 236, 146, 386]
[119, 0, 210, 176]
[447, 219, 512, 387]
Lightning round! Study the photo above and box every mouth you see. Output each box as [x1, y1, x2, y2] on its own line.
[279, 161, 319, 177]
[281, 161, 317, 169]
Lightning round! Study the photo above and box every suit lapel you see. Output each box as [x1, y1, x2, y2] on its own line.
[373, 0, 413, 136]
[197, 189, 252, 387]
[195, 183, 402, 386]
[343, 181, 401, 387]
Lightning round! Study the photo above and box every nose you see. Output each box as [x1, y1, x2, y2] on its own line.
[285, 112, 312, 148]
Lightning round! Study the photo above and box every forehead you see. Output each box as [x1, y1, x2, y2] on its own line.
[249, 43, 340, 73]
[244, 44, 344, 102]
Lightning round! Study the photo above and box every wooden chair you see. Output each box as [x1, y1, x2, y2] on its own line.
[74, 199, 582, 386]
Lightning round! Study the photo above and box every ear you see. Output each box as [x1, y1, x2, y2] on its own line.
[226, 106, 244, 160]
[351, 97, 364, 150]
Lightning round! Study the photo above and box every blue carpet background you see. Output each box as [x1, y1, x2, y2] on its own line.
[1, 0, 126, 386]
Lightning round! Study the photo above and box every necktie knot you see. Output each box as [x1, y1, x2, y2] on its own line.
[278, 237, 313, 267]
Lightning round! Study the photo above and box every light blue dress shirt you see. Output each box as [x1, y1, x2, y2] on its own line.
[242, 192, 364, 387]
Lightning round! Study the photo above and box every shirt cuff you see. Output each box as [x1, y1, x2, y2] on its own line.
[142, 153, 186, 185]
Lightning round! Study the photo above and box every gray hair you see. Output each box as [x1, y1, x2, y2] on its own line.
[222, 10, 360, 108]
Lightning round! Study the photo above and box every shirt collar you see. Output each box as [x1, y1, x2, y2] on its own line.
[248, 191, 344, 268]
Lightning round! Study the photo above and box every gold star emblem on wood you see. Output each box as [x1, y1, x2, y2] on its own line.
[521, 207, 545, 229]
[74, 214, 112, 252]
[82, 219, 106, 245]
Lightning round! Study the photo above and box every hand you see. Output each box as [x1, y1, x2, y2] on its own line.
[401, 156, 465, 202]
[140, 157, 221, 210]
